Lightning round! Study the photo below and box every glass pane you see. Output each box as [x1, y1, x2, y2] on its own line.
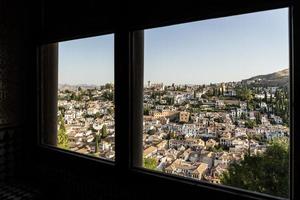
[143, 8, 289, 197]
[55, 34, 114, 160]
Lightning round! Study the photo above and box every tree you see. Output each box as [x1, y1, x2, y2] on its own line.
[221, 139, 289, 198]
[102, 90, 114, 101]
[70, 93, 76, 100]
[95, 112, 101, 119]
[214, 117, 223, 123]
[206, 89, 214, 97]
[234, 120, 239, 126]
[58, 116, 69, 149]
[201, 94, 208, 99]
[144, 107, 150, 115]
[255, 112, 262, 125]
[240, 112, 247, 120]
[245, 120, 256, 129]
[264, 91, 268, 103]
[209, 145, 223, 152]
[238, 87, 253, 102]
[147, 129, 156, 135]
[104, 83, 113, 89]
[101, 124, 108, 138]
[166, 97, 175, 105]
[143, 157, 158, 170]
[107, 108, 113, 115]
[58, 106, 66, 116]
[94, 132, 100, 153]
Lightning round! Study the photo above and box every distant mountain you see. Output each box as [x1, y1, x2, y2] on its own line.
[58, 84, 99, 90]
[242, 68, 289, 87]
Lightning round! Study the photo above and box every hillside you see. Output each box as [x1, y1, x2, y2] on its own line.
[242, 68, 289, 87]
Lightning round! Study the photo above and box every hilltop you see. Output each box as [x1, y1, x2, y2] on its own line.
[242, 68, 289, 87]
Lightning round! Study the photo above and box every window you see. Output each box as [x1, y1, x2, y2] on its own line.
[39, 4, 295, 200]
[42, 34, 115, 161]
[141, 8, 290, 198]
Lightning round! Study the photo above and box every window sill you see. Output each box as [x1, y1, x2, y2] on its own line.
[130, 167, 288, 200]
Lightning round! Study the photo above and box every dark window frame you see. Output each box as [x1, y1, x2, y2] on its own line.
[36, 3, 296, 200]
[129, 7, 294, 200]
[38, 32, 116, 166]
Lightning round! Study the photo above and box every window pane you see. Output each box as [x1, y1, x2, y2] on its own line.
[49, 34, 114, 160]
[143, 8, 289, 197]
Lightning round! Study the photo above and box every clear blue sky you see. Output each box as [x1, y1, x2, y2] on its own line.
[58, 34, 114, 85]
[59, 8, 289, 85]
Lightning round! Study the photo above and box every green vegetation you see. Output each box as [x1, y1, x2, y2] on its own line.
[240, 112, 246, 120]
[105, 83, 113, 89]
[107, 108, 114, 115]
[95, 112, 102, 119]
[206, 90, 214, 97]
[214, 117, 224, 123]
[147, 129, 156, 135]
[208, 145, 224, 152]
[255, 112, 262, 125]
[102, 90, 114, 101]
[58, 116, 69, 149]
[143, 157, 158, 170]
[144, 107, 150, 115]
[201, 94, 208, 99]
[101, 124, 108, 138]
[94, 133, 100, 153]
[165, 96, 175, 105]
[273, 89, 289, 126]
[58, 106, 66, 116]
[221, 139, 289, 198]
[70, 92, 83, 101]
[232, 85, 289, 127]
[237, 87, 253, 102]
[245, 120, 256, 129]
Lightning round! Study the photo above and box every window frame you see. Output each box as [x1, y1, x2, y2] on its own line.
[36, 4, 296, 200]
[37, 32, 116, 166]
[128, 6, 294, 200]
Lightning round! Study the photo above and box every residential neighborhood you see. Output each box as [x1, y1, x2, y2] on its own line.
[142, 77, 289, 184]
[57, 84, 115, 160]
[57, 69, 289, 185]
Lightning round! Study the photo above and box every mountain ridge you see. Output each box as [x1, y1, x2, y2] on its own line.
[242, 68, 289, 87]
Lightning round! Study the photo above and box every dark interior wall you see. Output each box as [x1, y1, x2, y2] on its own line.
[40, 0, 118, 43]
[0, 0, 297, 200]
[0, 1, 24, 129]
[34, 1, 296, 200]
[0, 0, 38, 183]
